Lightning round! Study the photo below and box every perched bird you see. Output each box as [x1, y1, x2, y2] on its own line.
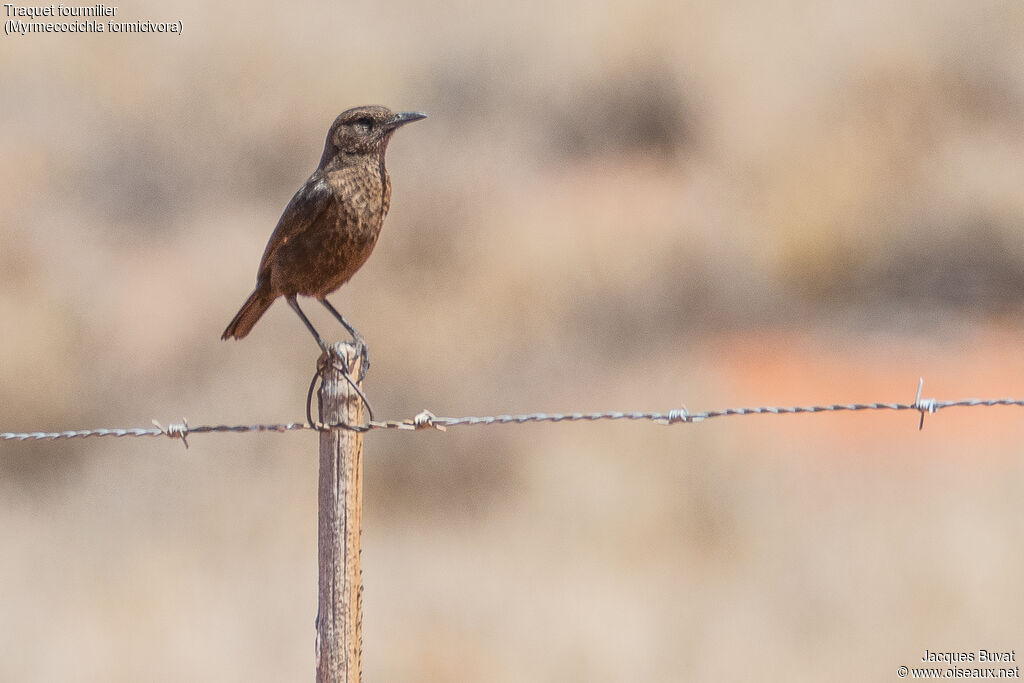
[222, 105, 426, 375]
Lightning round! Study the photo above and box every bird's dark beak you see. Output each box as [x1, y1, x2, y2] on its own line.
[386, 111, 427, 130]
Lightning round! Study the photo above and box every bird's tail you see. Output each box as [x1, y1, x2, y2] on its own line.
[222, 286, 274, 340]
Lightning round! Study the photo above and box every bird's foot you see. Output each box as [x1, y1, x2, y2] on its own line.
[312, 343, 375, 426]
[316, 339, 368, 382]
[350, 334, 370, 383]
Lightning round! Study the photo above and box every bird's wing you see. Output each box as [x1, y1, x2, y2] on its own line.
[256, 172, 334, 277]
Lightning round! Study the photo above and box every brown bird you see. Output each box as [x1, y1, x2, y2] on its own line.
[222, 105, 426, 375]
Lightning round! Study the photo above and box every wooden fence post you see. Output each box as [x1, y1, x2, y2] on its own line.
[315, 342, 364, 683]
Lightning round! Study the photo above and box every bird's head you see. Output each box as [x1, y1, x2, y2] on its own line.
[320, 105, 426, 165]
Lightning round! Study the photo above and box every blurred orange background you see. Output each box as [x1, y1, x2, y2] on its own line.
[2, 0, 1023, 680]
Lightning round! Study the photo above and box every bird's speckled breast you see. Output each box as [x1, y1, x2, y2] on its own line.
[310, 162, 391, 295]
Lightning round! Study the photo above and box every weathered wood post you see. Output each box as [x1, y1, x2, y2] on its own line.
[315, 342, 364, 683]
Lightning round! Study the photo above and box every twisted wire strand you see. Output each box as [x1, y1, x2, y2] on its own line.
[3, 383, 1023, 445]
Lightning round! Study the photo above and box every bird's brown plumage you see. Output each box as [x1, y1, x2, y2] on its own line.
[222, 105, 425, 343]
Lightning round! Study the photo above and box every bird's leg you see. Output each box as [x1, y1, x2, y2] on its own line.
[287, 295, 331, 357]
[318, 298, 370, 381]
[292, 295, 375, 424]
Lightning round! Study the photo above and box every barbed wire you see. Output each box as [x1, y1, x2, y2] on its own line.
[2, 379, 1023, 448]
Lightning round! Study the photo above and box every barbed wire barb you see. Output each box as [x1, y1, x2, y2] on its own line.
[914, 377, 937, 431]
[3, 377, 1024, 444]
[152, 418, 190, 449]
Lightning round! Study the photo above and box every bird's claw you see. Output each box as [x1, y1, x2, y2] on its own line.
[317, 340, 370, 384]
[351, 336, 371, 383]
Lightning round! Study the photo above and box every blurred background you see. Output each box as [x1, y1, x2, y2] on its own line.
[2, 0, 1024, 680]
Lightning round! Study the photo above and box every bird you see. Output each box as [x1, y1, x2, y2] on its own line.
[222, 105, 426, 377]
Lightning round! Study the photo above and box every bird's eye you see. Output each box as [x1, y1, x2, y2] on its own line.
[354, 117, 374, 133]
